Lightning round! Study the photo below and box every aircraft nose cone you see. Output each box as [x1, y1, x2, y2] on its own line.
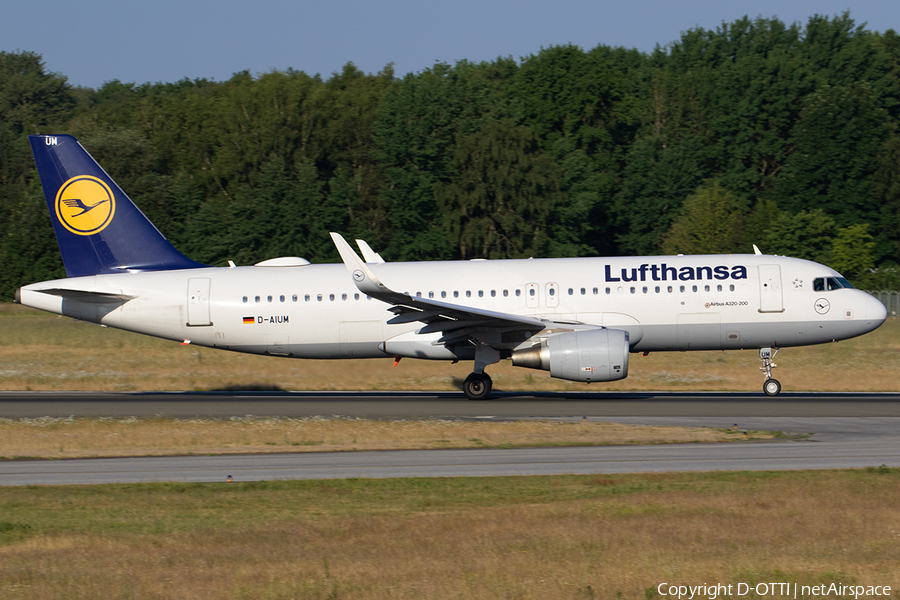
[866, 294, 888, 324]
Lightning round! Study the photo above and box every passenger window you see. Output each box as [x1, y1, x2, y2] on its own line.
[529, 289, 535, 297]
[593, 287, 598, 295]
[292, 295, 298, 302]
[516, 289, 521, 297]
[692, 285, 697, 292]
[255, 296, 261, 303]
[704, 285, 710, 292]
[267, 295, 273, 303]
[454, 291, 459, 298]
[317, 294, 323, 302]
[729, 284, 735, 292]
[305, 294, 310, 302]
[478, 290, 484, 298]
[605, 288, 611, 295]
[630, 287, 636, 294]
[655, 286, 660, 293]
[679, 286, 685, 293]
[342, 293, 347, 301]
[549, 288, 555, 297]
[429, 291, 434, 299]
[242, 296, 248, 303]
[329, 294, 335, 301]
[717, 285, 722, 292]
[441, 291, 447, 298]
[580, 288, 586, 295]
[280, 295, 285, 302]
[568, 288, 574, 295]
[667, 286, 673, 293]
[642, 286, 648, 294]
[491, 290, 496, 297]
[354, 293, 359, 300]
[466, 291, 472, 298]
[503, 290, 508, 297]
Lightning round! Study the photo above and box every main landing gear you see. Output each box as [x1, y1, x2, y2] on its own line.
[463, 372, 493, 401]
[463, 343, 499, 400]
[760, 347, 781, 396]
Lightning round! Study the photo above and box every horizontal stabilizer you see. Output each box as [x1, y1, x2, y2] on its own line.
[29, 288, 137, 304]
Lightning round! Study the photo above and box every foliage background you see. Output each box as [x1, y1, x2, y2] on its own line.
[2, 13, 899, 298]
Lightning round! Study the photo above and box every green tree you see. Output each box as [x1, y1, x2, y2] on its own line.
[374, 60, 515, 260]
[743, 199, 785, 252]
[0, 51, 75, 136]
[777, 83, 893, 238]
[660, 181, 744, 254]
[0, 178, 65, 298]
[512, 44, 643, 255]
[0, 51, 75, 298]
[872, 134, 900, 261]
[614, 136, 706, 255]
[830, 223, 875, 277]
[434, 120, 561, 259]
[761, 210, 837, 263]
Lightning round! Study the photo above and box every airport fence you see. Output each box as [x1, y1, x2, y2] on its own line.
[864, 291, 900, 317]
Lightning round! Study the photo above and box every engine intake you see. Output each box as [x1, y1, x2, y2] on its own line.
[511, 328, 629, 383]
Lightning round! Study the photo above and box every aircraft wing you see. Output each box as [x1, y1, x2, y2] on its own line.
[330, 233, 546, 347]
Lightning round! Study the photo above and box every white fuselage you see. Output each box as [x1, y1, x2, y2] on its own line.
[18, 254, 886, 361]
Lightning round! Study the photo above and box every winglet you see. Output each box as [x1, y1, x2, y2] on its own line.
[330, 232, 388, 296]
[355, 239, 385, 264]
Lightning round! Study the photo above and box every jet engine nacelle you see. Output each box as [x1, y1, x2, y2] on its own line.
[511, 328, 629, 383]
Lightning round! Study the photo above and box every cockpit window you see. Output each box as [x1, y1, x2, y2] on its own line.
[833, 277, 854, 289]
[813, 277, 854, 291]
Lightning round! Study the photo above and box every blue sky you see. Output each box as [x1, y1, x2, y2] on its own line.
[3, 0, 896, 89]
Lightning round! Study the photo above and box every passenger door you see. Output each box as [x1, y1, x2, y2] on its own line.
[758, 265, 783, 313]
[186, 278, 212, 326]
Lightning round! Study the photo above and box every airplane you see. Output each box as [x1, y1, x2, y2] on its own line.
[15, 134, 888, 399]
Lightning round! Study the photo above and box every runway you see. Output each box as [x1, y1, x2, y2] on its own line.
[1, 392, 899, 485]
[2, 390, 900, 418]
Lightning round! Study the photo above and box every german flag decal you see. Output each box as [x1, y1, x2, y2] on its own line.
[242, 316, 255, 324]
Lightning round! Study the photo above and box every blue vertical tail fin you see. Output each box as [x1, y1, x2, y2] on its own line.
[29, 134, 206, 277]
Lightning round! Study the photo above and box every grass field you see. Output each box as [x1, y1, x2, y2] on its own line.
[0, 416, 776, 460]
[1, 470, 898, 599]
[1, 304, 898, 393]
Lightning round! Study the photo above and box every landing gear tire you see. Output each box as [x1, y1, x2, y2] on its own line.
[463, 373, 493, 401]
[763, 378, 782, 396]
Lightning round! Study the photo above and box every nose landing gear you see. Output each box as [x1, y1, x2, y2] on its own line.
[760, 347, 781, 396]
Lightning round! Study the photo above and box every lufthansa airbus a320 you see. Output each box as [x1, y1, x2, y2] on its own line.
[15, 135, 887, 399]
